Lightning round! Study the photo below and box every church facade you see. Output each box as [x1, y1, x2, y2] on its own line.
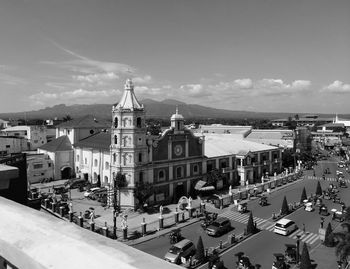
[72, 79, 282, 209]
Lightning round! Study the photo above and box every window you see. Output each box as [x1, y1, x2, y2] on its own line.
[67, 130, 70, 135]
[113, 153, 117, 163]
[136, 117, 142, 128]
[114, 117, 118, 128]
[139, 172, 143, 183]
[48, 163, 52, 167]
[193, 164, 199, 174]
[114, 135, 118, 144]
[105, 162, 109, 170]
[176, 167, 183, 178]
[94, 159, 98, 167]
[84, 158, 87, 164]
[158, 170, 165, 181]
[5, 145, 10, 148]
[138, 153, 142, 162]
[76, 155, 80, 162]
[33, 163, 43, 169]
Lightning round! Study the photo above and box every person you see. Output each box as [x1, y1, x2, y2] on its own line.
[303, 223, 305, 233]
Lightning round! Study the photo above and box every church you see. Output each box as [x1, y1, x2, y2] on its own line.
[64, 79, 282, 208]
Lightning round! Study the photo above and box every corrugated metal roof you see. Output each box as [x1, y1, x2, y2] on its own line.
[202, 134, 278, 158]
[74, 132, 110, 150]
[39, 136, 72, 152]
[56, 115, 110, 128]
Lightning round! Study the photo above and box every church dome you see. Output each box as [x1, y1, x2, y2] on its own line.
[171, 107, 184, 120]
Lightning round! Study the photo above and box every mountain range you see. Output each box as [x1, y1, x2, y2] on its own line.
[0, 99, 347, 121]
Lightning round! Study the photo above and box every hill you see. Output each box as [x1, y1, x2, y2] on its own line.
[0, 99, 347, 121]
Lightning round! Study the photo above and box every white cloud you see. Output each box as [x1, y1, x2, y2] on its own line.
[234, 78, 253, 89]
[133, 75, 152, 84]
[179, 84, 210, 97]
[256, 79, 312, 95]
[73, 72, 119, 83]
[323, 80, 350, 93]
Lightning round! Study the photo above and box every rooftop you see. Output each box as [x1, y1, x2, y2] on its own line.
[114, 79, 143, 111]
[56, 115, 110, 129]
[39, 136, 72, 152]
[1, 125, 30, 132]
[200, 134, 278, 158]
[74, 132, 110, 150]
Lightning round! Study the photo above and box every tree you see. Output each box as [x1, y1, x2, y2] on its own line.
[206, 169, 224, 187]
[333, 223, 350, 266]
[281, 196, 289, 216]
[344, 207, 350, 222]
[324, 222, 335, 247]
[134, 181, 154, 210]
[300, 187, 307, 204]
[194, 236, 205, 263]
[113, 172, 128, 212]
[300, 242, 312, 269]
[246, 211, 257, 234]
[63, 115, 72, 122]
[315, 181, 323, 197]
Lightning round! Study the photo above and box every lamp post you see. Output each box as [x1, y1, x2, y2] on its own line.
[296, 235, 301, 263]
[113, 178, 119, 239]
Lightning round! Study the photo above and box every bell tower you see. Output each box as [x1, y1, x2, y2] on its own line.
[111, 78, 147, 208]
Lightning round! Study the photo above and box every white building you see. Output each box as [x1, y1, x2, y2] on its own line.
[0, 119, 9, 129]
[37, 136, 74, 180]
[1, 125, 47, 150]
[26, 153, 54, 184]
[0, 136, 29, 156]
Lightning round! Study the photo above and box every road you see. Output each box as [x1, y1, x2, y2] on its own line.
[134, 153, 350, 268]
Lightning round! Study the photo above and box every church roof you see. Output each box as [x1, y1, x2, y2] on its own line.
[39, 136, 72, 152]
[74, 132, 110, 150]
[171, 107, 184, 120]
[56, 115, 110, 129]
[114, 79, 143, 110]
[201, 134, 278, 158]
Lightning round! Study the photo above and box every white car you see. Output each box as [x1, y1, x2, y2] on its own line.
[274, 218, 298, 236]
[84, 187, 101, 198]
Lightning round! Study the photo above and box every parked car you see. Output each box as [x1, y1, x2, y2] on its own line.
[164, 239, 196, 264]
[84, 187, 101, 198]
[206, 217, 231, 236]
[53, 186, 68, 195]
[274, 218, 297, 236]
[89, 188, 107, 200]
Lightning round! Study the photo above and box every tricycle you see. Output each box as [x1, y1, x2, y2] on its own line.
[284, 244, 297, 264]
[201, 212, 218, 229]
[238, 203, 248, 214]
[319, 204, 329, 216]
[169, 228, 182, 244]
[272, 253, 288, 269]
[259, 196, 268, 206]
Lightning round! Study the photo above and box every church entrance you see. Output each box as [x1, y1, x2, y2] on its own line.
[174, 182, 185, 202]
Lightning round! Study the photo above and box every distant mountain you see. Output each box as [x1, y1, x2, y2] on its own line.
[0, 99, 348, 121]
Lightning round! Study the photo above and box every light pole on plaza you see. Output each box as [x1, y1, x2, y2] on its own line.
[296, 234, 301, 263]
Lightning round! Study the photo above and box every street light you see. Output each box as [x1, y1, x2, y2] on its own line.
[113, 178, 119, 239]
[296, 235, 301, 263]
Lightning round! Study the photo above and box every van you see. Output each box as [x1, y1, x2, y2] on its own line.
[206, 217, 231, 236]
[274, 218, 297, 236]
[164, 239, 196, 264]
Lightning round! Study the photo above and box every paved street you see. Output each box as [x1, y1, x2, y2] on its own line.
[133, 153, 350, 268]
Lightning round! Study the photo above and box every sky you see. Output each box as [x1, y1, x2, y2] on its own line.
[0, 0, 350, 114]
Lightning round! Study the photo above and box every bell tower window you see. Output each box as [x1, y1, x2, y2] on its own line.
[114, 135, 118, 144]
[137, 117, 142, 128]
[114, 117, 118, 128]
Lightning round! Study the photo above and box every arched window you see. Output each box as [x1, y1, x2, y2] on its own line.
[105, 161, 109, 170]
[84, 158, 87, 164]
[94, 159, 98, 167]
[138, 153, 142, 162]
[114, 135, 118, 144]
[158, 170, 165, 181]
[76, 154, 79, 162]
[113, 153, 116, 163]
[114, 117, 118, 128]
[176, 167, 183, 178]
[136, 117, 142, 128]
[139, 172, 143, 183]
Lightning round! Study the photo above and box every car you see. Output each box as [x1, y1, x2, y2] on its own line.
[84, 187, 101, 198]
[89, 188, 107, 200]
[164, 239, 196, 264]
[206, 217, 231, 236]
[274, 218, 297, 236]
[53, 186, 68, 195]
[338, 162, 345, 168]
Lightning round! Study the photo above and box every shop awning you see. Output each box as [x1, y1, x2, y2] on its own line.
[199, 186, 215, 191]
[195, 180, 207, 190]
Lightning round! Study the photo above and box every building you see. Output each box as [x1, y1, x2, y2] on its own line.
[56, 115, 110, 145]
[37, 136, 74, 180]
[0, 136, 29, 156]
[1, 125, 47, 150]
[64, 79, 282, 209]
[245, 129, 294, 149]
[271, 115, 333, 128]
[0, 119, 9, 129]
[195, 124, 252, 136]
[26, 153, 54, 184]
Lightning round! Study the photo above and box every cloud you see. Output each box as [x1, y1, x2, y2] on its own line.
[323, 80, 350, 93]
[29, 88, 122, 106]
[256, 79, 311, 96]
[72, 72, 119, 84]
[234, 78, 253, 89]
[179, 84, 211, 97]
[133, 75, 152, 84]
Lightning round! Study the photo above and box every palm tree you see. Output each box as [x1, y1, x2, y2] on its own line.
[333, 223, 350, 268]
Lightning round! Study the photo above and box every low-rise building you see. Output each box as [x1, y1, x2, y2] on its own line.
[0, 119, 9, 129]
[1, 125, 47, 150]
[245, 129, 294, 149]
[26, 153, 54, 184]
[0, 136, 29, 156]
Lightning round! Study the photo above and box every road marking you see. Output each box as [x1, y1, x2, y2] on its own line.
[219, 210, 266, 226]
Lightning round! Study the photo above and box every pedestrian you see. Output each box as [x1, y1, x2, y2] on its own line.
[303, 223, 305, 233]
